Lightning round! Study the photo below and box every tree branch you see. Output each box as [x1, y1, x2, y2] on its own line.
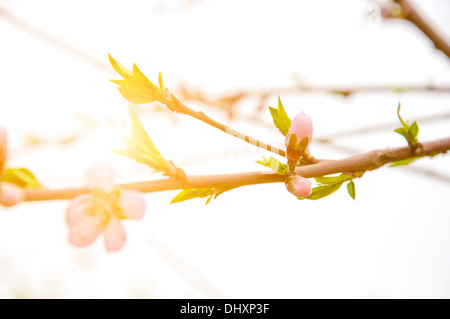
[392, 0, 450, 58]
[23, 137, 450, 202]
[168, 94, 286, 157]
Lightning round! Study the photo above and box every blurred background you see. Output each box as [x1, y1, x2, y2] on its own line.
[0, 0, 449, 298]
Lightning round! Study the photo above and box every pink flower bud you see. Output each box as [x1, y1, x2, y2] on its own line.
[286, 175, 312, 198]
[0, 184, 24, 207]
[285, 112, 313, 161]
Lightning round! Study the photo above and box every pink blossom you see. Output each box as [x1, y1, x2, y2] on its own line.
[0, 183, 24, 207]
[285, 112, 313, 161]
[286, 175, 312, 198]
[66, 163, 146, 252]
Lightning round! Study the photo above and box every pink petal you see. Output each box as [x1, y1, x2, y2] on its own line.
[286, 175, 312, 198]
[119, 190, 146, 220]
[285, 112, 313, 152]
[0, 184, 24, 207]
[68, 217, 102, 247]
[66, 194, 94, 227]
[103, 216, 126, 252]
[85, 163, 116, 192]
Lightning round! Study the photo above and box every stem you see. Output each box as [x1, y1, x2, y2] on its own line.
[393, 0, 450, 58]
[23, 137, 450, 202]
[169, 94, 286, 157]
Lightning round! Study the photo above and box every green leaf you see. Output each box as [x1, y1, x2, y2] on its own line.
[117, 87, 159, 104]
[394, 103, 419, 146]
[409, 121, 419, 140]
[108, 53, 132, 78]
[170, 188, 223, 205]
[2, 167, 41, 189]
[396, 103, 409, 129]
[158, 71, 164, 90]
[109, 55, 165, 104]
[394, 127, 408, 137]
[301, 181, 345, 200]
[268, 96, 292, 136]
[112, 105, 178, 176]
[300, 174, 354, 200]
[314, 174, 352, 185]
[389, 157, 420, 167]
[347, 181, 355, 200]
[256, 156, 289, 175]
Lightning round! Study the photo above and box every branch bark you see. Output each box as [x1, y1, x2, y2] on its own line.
[23, 137, 450, 202]
[393, 0, 450, 58]
[169, 94, 287, 157]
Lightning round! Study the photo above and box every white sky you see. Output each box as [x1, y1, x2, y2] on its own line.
[0, 0, 449, 298]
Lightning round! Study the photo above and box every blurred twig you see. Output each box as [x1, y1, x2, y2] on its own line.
[0, 6, 109, 71]
[176, 83, 450, 119]
[389, 0, 450, 58]
[147, 234, 226, 298]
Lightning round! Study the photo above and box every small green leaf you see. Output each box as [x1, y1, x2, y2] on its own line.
[108, 53, 132, 78]
[394, 127, 408, 137]
[2, 167, 41, 189]
[314, 174, 352, 185]
[158, 72, 164, 90]
[394, 103, 419, 147]
[300, 174, 354, 200]
[389, 157, 420, 167]
[109, 55, 166, 104]
[256, 156, 289, 175]
[301, 181, 345, 200]
[347, 180, 355, 200]
[170, 188, 222, 205]
[397, 103, 408, 129]
[268, 96, 292, 136]
[112, 105, 178, 176]
[409, 121, 419, 140]
[117, 87, 159, 104]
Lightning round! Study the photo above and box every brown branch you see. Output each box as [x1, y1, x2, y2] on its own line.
[392, 0, 450, 58]
[168, 94, 286, 157]
[176, 84, 450, 121]
[23, 137, 450, 202]
[249, 84, 450, 97]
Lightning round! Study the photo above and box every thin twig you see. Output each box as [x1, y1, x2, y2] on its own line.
[22, 137, 450, 202]
[392, 0, 450, 58]
[169, 94, 287, 157]
[315, 112, 450, 141]
[246, 84, 450, 97]
[147, 234, 227, 298]
[176, 84, 450, 120]
[0, 6, 109, 71]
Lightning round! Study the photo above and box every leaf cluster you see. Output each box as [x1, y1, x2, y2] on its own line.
[171, 188, 224, 205]
[109, 54, 166, 104]
[113, 105, 179, 177]
[394, 103, 419, 148]
[300, 174, 355, 200]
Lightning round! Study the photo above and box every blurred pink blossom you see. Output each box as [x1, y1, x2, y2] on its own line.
[0, 183, 24, 207]
[66, 163, 146, 252]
